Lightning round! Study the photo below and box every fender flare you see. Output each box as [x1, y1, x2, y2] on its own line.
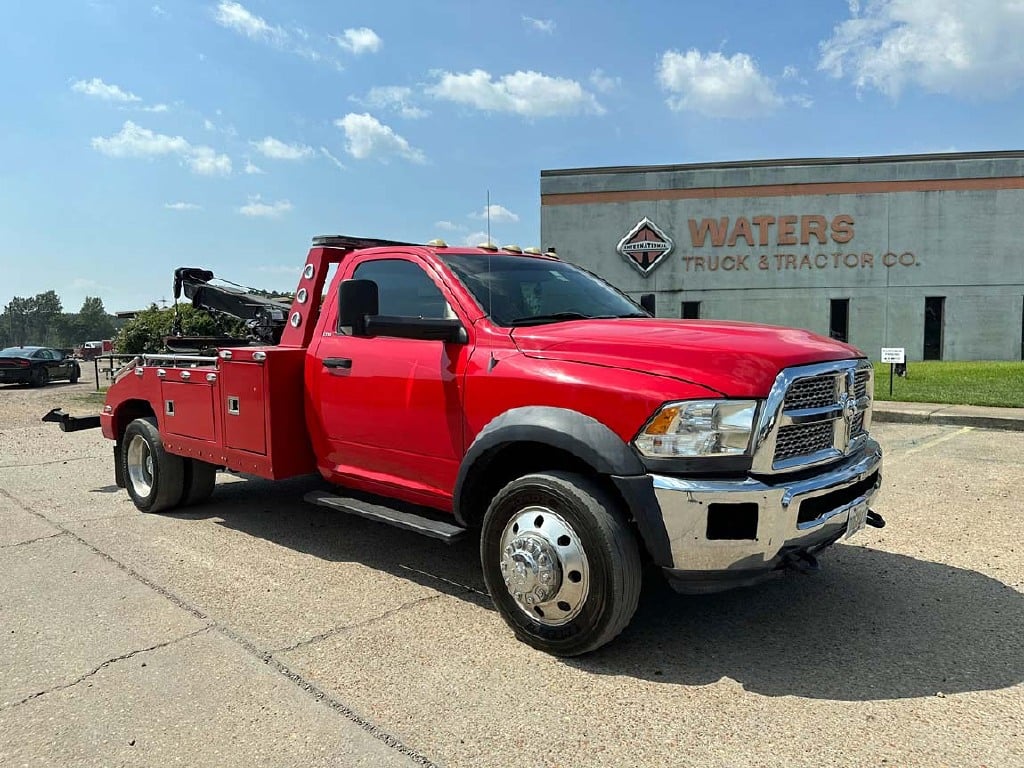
[453, 407, 674, 567]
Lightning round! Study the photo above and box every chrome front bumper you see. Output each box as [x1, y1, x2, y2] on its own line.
[650, 439, 882, 592]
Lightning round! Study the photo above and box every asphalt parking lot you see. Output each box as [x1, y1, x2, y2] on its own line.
[1, 368, 1022, 767]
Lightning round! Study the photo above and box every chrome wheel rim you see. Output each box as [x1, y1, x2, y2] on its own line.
[498, 507, 590, 626]
[126, 435, 154, 497]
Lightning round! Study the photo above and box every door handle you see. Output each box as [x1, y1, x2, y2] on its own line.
[323, 357, 353, 369]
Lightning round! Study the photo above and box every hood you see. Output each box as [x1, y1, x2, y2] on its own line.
[511, 318, 863, 397]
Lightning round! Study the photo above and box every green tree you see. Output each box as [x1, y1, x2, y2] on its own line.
[77, 296, 115, 341]
[114, 304, 246, 354]
[29, 290, 63, 345]
[2, 296, 34, 346]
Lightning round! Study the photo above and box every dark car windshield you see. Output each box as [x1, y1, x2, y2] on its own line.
[0, 347, 35, 357]
[440, 254, 647, 326]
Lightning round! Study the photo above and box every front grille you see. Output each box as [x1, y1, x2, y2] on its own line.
[784, 375, 837, 409]
[854, 368, 870, 400]
[757, 361, 874, 474]
[774, 421, 834, 462]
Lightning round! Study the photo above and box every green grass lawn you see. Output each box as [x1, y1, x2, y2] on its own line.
[873, 361, 1024, 407]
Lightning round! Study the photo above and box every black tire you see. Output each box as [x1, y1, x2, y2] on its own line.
[121, 417, 185, 513]
[181, 459, 217, 505]
[480, 471, 642, 656]
[31, 367, 49, 387]
[69, 365, 80, 384]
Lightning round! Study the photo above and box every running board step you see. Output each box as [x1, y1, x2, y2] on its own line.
[304, 490, 466, 543]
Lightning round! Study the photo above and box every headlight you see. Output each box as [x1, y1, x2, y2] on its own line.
[633, 400, 758, 458]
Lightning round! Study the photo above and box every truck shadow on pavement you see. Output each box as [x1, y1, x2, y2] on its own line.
[176, 475, 1024, 703]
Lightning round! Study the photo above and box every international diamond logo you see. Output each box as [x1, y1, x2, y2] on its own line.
[616, 217, 674, 276]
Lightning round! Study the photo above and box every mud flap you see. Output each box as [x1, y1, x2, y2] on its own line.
[113, 442, 125, 488]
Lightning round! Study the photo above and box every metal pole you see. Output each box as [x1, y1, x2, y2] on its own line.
[94, 357, 100, 392]
[889, 363, 894, 397]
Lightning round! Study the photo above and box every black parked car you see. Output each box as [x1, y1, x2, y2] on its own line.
[0, 346, 81, 386]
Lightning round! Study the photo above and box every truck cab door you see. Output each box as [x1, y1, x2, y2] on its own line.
[309, 254, 472, 509]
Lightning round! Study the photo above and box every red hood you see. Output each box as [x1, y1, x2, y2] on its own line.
[511, 318, 863, 397]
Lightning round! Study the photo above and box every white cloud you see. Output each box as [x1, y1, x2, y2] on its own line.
[92, 121, 188, 157]
[320, 146, 346, 171]
[657, 49, 784, 118]
[335, 113, 425, 163]
[434, 220, 464, 232]
[333, 27, 382, 55]
[355, 86, 429, 119]
[818, 0, 1024, 98]
[164, 202, 201, 211]
[523, 16, 555, 33]
[783, 65, 800, 79]
[244, 160, 265, 174]
[212, 0, 335, 64]
[204, 119, 216, 131]
[428, 69, 604, 117]
[213, 1, 286, 45]
[463, 231, 492, 247]
[186, 146, 232, 175]
[152, 4, 166, 17]
[257, 265, 301, 274]
[251, 136, 314, 160]
[91, 121, 232, 176]
[470, 204, 519, 224]
[238, 195, 292, 217]
[140, 103, 169, 113]
[71, 77, 140, 103]
[589, 68, 621, 93]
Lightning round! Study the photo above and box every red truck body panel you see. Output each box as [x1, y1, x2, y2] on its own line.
[511, 318, 861, 398]
[102, 347, 315, 479]
[102, 240, 867, 512]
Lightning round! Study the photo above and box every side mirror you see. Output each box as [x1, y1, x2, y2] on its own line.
[640, 293, 656, 317]
[338, 279, 379, 336]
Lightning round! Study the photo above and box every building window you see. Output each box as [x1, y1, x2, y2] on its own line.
[680, 301, 701, 319]
[829, 299, 849, 343]
[924, 296, 945, 360]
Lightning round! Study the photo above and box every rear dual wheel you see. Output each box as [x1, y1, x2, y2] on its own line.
[480, 471, 642, 657]
[122, 417, 216, 512]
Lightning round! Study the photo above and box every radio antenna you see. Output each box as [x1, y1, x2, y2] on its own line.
[486, 189, 491, 245]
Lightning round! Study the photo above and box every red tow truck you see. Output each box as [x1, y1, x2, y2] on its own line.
[46, 235, 884, 655]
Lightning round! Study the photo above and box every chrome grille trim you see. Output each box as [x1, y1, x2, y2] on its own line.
[751, 359, 874, 475]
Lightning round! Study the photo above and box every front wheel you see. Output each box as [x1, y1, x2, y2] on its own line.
[122, 417, 185, 513]
[480, 471, 642, 656]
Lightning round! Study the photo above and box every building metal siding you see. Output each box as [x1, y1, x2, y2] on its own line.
[540, 152, 1024, 362]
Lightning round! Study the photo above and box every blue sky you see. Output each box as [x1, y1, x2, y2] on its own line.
[3, 0, 1023, 314]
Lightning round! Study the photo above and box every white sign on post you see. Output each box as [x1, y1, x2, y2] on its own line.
[881, 347, 906, 364]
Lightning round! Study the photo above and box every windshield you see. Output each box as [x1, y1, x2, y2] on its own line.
[440, 254, 647, 326]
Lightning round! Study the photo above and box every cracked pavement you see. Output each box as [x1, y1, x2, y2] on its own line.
[2, 369, 1023, 767]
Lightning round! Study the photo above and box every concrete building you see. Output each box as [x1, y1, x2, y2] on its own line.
[540, 152, 1024, 361]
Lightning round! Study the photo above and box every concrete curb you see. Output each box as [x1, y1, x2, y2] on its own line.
[873, 402, 1024, 432]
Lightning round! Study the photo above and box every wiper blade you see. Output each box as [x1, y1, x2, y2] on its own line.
[508, 311, 591, 326]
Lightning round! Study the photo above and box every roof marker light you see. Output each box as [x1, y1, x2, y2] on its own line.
[502, 244, 523, 254]
[523, 247, 542, 255]
[477, 242, 498, 251]
[426, 238, 448, 248]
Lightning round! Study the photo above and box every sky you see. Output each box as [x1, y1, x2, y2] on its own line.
[2, 0, 1024, 314]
